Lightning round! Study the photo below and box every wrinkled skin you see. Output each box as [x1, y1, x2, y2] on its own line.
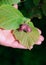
[0, 4, 44, 50]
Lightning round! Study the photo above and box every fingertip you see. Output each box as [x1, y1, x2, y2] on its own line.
[39, 35, 44, 41]
[37, 29, 42, 34]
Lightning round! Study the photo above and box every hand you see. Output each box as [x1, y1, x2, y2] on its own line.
[0, 4, 44, 50]
[0, 28, 44, 50]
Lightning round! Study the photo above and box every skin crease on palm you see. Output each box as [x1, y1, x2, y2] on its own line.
[0, 4, 44, 50]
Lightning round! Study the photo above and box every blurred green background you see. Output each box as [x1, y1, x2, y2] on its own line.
[0, 16, 46, 65]
[0, 0, 46, 65]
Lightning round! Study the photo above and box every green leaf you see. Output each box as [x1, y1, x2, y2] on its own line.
[24, 19, 34, 27]
[33, 0, 40, 6]
[14, 26, 40, 49]
[0, 5, 40, 49]
[0, 0, 20, 5]
[0, 5, 26, 30]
